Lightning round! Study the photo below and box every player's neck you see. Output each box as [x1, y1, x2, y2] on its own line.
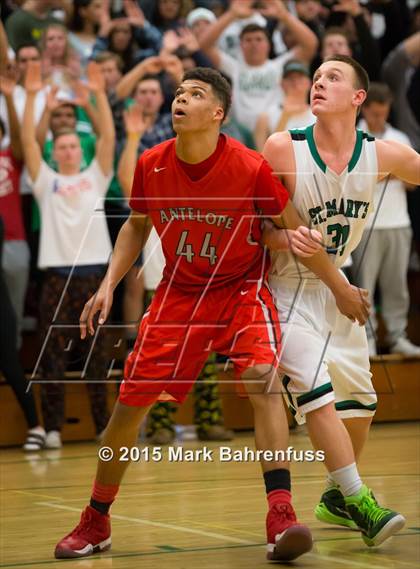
[175, 131, 221, 164]
[313, 116, 357, 157]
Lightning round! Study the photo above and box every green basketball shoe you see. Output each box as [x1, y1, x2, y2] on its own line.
[344, 485, 405, 546]
[315, 487, 358, 530]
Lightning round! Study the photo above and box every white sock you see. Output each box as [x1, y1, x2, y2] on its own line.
[325, 473, 336, 489]
[330, 463, 362, 496]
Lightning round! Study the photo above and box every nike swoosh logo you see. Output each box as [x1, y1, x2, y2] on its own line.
[154, 167, 166, 173]
[240, 290, 248, 296]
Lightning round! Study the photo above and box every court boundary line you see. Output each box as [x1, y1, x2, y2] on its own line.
[35, 501, 256, 544]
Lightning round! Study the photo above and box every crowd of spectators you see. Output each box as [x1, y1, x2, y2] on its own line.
[0, 0, 419, 450]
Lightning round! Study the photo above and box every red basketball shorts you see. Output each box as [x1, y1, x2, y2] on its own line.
[119, 279, 281, 406]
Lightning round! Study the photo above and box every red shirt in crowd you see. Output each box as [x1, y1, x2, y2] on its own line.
[0, 148, 25, 241]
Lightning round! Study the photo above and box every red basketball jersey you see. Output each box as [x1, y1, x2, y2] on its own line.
[129, 135, 288, 289]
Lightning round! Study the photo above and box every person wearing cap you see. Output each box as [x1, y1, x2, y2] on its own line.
[186, 7, 217, 41]
[254, 59, 315, 152]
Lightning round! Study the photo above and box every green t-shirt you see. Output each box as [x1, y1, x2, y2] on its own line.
[5, 9, 60, 51]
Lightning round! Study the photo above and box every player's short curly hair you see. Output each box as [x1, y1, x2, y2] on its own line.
[182, 67, 232, 120]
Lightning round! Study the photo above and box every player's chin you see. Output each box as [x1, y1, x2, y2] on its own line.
[311, 103, 324, 116]
[172, 121, 189, 134]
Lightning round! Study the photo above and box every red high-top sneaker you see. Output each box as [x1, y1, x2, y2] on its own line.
[54, 505, 111, 558]
[266, 502, 312, 561]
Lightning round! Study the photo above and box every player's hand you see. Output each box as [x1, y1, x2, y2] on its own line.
[80, 286, 113, 339]
[290, 226, 323, 257]
[334, 284, 370, 326]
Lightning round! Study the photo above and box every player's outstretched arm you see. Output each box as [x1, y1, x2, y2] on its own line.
[377, 139, 420, 186]
[80, 213, 152, 338]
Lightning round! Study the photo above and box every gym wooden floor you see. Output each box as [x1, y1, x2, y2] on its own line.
[1, 422, 419, 569]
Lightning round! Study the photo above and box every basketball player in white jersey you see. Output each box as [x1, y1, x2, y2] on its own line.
[262, 54, 420, 547]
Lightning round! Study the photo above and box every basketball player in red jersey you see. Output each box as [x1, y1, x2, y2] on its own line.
[54, 68, 369, 562]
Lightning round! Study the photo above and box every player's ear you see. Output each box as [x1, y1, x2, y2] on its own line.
[214, 105, 224, 122]
[353, 89, 367, 109]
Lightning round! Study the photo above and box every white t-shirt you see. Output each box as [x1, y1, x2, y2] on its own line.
[220, 51, 293, 131]
[218, 14, 287, 60]
[33, 159, 113, 268]
[267, 106, 315, 133]
[358, 120, 411, 229]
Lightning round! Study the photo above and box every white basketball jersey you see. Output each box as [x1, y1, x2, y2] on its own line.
[270, 124, 378, 283]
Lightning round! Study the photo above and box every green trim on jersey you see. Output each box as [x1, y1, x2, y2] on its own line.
[335, 400, 377, 412]
[304, 125, 365, 174]
[282, 375, 296, 415]
[348, 129, 363, 172]
[289, 129, 307, 141]
[297, 381, 333, 407]
[306, 124, 327, 172]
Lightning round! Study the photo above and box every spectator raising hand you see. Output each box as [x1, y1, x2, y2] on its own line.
[178, 27, 200, 53]
[229, 0, 256, 20]
[25, 60, 43, 95]
[332, 0, 363, 17]
[141, 56, 164, 75]
[161, 30, 182, 55]
[115, 55, 164, 101]
[123, 0, 146, 29]
[161, 54, 184, 85]
[125, 103, 152, 135]
[86, 60, 106, 93]
[118, 103, 152, 197]
[0, 69, 16, 98]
